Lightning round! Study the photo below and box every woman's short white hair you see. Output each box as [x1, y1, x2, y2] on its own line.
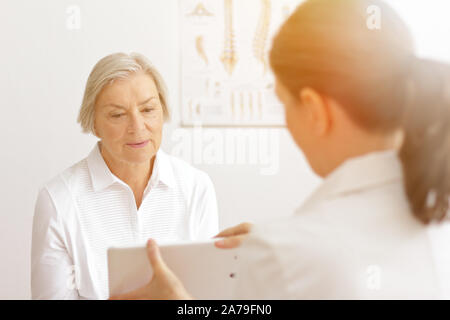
[77, 52, 170, 134]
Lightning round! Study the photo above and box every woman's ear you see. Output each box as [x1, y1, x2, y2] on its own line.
[93, 123, 99, 138]
[299, 87, 331, 136]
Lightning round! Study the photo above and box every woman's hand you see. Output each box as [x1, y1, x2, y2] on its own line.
[214, 222, 253, 249]
[109, 239, 192, 300]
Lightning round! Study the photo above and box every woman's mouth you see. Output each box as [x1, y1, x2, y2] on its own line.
[126, 140, 149, 148]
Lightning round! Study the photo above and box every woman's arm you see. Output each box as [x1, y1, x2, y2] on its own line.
[191, 172, 220, 239]
[31, 188, 79, 299]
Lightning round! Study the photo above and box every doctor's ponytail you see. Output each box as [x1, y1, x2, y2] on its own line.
[399, 58, 450, 223]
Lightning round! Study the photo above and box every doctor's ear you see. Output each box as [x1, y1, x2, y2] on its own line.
[298, 87, 332, 136]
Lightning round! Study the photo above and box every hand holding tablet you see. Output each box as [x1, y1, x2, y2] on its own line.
[108, 238, 240, 300]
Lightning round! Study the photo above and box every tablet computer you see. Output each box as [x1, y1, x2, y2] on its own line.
[107, 238, 239, 299]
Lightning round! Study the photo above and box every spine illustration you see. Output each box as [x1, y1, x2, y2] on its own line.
[196, 35, 209, 66]
[221, 0, 237, 76]
[253, 0, 271, 74]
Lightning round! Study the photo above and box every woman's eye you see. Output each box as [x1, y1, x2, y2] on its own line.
[111, 113, 125, 118]
[142, 108, 154, 113]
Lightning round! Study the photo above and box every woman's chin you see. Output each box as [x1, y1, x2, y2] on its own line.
[122, 148, 156, 164]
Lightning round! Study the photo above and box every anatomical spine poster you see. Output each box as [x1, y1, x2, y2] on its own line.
[179, 0, 301, 126]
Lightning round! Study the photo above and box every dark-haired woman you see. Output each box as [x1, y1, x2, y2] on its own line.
[111, 0, 450, 299]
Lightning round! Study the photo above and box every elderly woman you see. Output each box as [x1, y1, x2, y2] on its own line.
[31, 53, 219, 299]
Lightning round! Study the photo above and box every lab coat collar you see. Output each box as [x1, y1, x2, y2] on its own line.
[86, 141, 175, 192]
[296, 149, 403, 214]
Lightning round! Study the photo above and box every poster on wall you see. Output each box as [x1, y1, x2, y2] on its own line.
[179, 0, 301, 127]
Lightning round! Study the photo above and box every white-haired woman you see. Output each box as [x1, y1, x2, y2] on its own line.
[31, 53, 219, 299]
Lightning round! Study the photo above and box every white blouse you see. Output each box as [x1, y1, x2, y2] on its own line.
[31, 142, 219, 300]
[235, 150, 450, 299]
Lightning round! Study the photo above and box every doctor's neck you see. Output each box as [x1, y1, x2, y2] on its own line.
[307, 118, 402, 179]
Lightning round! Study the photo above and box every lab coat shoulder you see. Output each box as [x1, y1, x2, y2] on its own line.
[235, 187, 441, 299]
[235, 214, 342, 299]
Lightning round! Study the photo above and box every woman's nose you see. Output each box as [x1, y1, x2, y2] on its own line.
[127, 110, 146, 133]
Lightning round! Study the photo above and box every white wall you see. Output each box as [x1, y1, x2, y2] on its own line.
[0, 0, 448, 299]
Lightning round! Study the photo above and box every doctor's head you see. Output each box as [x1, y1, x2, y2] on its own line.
[78, 52, 170, 165]
[270, 0, 450, 223]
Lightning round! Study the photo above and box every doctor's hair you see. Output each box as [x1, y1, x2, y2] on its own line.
[77, 52, 170, 135]
[270, 0, 450, 224]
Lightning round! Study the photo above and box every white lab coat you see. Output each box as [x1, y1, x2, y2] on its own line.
[234, 150, 450, 299]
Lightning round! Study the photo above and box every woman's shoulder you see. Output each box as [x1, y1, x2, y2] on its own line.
[39, 156, 91, 206]
[159, 149, 214, 188]
[34, 154, 90, 224]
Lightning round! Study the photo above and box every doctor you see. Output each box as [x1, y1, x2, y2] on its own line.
[110, 0, 450, 299]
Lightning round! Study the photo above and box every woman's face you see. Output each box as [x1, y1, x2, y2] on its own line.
[94, 71, 164, 165]
[275, 78, 315, 159]
[274, 77, 333, 177]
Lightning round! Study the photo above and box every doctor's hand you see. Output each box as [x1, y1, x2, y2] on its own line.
[109, 239, 192, 300]
[214, 222, 253, 249]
